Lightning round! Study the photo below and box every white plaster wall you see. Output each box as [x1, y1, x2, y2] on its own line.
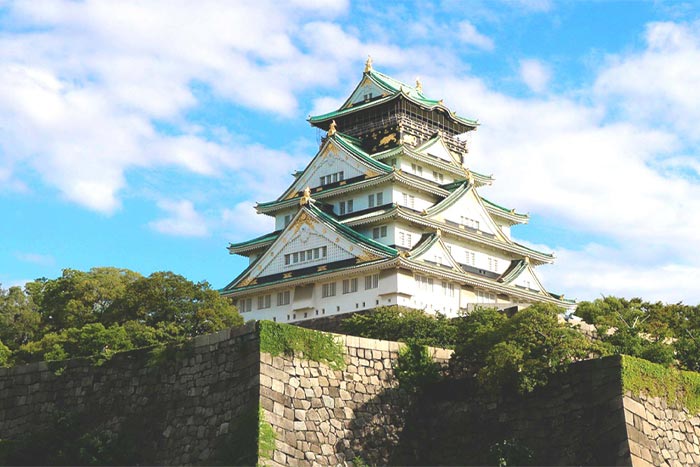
[265, 232, 353, 276]
[439, 192, 497, 236]
[442, 240, 512, 275]
[275, 208, 297, 230]
[392, 186, 434, 212]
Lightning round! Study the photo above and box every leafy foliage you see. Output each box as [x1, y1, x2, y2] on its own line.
[621, 355, 700, 414]
[394, 341, 442, 392]
[259, 321, 345, 370]
[575, 296, 697, 367]
[453, 303, 600, 393]
[341, 306, 458, 348]
[0, 267, 242, 366]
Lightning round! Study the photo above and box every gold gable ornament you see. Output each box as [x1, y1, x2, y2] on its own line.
[299, 186, 312, 206]
[364, 55, 373, 73]
[327, 120, 337, 136]
[415, 77, 422, 94]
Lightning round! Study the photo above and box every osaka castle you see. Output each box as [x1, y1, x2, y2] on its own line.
[222, 58, 570, 323]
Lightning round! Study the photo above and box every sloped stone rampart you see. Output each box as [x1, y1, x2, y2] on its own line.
[2, 322, 700, 465]
[258, 334, 452, 466]
[625, 393, 700, 466]
[0, 322, 261, 465]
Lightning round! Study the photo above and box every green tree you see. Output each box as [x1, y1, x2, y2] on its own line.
[341, 306, 458, 348]
[26, 268, 142, 332]
[0, 285, 41, 349]
[106, 272, 242, 337]
[575, 296, 675, 365]
[453, 303, 599, 393]
[6, 268, 243, 366]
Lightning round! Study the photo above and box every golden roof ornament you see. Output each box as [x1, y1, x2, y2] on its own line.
[364, 55, 373, 73]
[415, 77, 422, 93]
[300, 186, 312, 206]
[436, 228, 442, 237]
[327, 120, 337, 136]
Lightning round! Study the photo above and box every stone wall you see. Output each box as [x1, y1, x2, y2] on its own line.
[259, 334, 452, 466]
[625, 392, 700, 466]
[3, 323, 700, 466]
[0, 322, 261, 465]
[391, 355, 632, 466]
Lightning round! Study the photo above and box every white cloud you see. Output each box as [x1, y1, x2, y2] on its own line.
[548, 245, 700, 304]
[595, 21, 700, 140]
[149, 200, 208, 237]
[457, 21, 494, 50]
[221, 201, 275, 241]
[14, 252, 55, 267]
[519, 59, 551, 93]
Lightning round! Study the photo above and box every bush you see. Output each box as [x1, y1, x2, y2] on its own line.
[341, 306, 458, 348]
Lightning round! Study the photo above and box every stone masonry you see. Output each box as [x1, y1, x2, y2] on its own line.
[625, 392, 700, 466]
[259, 334, 452, 466]
[2, 324, 700, 465]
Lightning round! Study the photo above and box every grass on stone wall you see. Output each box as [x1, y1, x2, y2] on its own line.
[621, 355, 700, 414]
[258, 407, 276, 466]
[258, 321, 345, 370]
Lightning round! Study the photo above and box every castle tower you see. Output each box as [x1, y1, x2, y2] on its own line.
[222, 59, 570, 322]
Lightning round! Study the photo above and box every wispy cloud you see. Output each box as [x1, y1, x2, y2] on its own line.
[149, 200, 208, 237]
[457, 21, 495, 50]
[14, 252, 55, 267]
[519, 59, 551, 93]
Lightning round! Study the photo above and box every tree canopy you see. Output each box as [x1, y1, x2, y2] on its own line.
[574, 296, 700, 369]
[0, 267, 243, 366]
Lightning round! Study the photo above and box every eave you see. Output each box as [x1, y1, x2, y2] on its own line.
[256, 171, 449, 215]
[309, 90, 478, 130]
[481, 197, 529, 225]
[372, 144, 493, 187]
[227, 230, 281, 256]
[276, 132, 393, 202]
[342, 205, 554, 265]
[397, 258, 568, 307]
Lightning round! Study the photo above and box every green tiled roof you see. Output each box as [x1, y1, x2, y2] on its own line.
[228, 230, 280, 253]
[275, 132, 392, 202]
[223, 200, 398, 292]
[308, 69, 478, 127]
[307, 201, 398, 257]
[481, 197, 528, 219]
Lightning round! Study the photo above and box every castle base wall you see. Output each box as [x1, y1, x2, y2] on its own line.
[1, 325, 698, 466]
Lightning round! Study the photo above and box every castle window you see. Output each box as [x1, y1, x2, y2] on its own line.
[285, 247, 327, 267]
[433, 171, 444, 182]
[372, 226, 387, 239]
[365, 274, 379, 290]
[342, 278, 358, 294]
[465, 250, 476, 266]
[477, 290, 496, 303]
[443, 282, 455, 297]
[415, 274, 433, 291]
[339, 201, 346, 215]
[376, 192, 383, 205]
[322, 282, 336, 298]
[460, 216, 480, 230]
[320, 171, 344, 186]
[347, 199, 353, 213]
[257, 294, 271, 309]
[239, 298, 252, 313]
[277, 290, 290, 306]
[284, 214, 292, 226]
[368, 194, 375, 208]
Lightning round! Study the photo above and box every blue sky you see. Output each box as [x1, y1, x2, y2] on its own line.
[1, 0, 700, 304]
